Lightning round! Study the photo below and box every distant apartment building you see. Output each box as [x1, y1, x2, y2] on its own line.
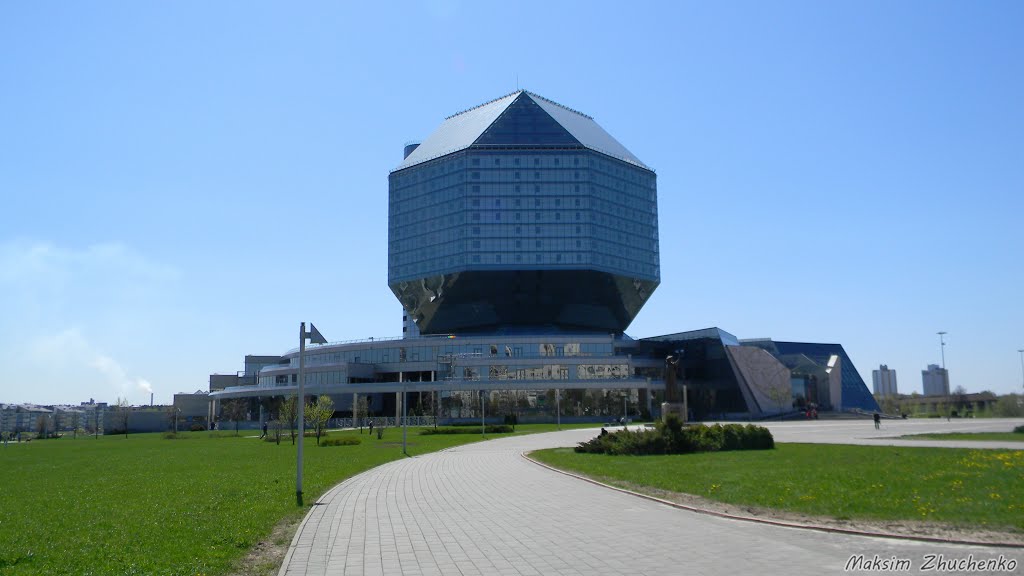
[872, 364, 898, 396]
[922, 364, 950, 396]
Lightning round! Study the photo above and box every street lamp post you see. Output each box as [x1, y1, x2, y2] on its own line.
[937, 331, 947, 369]
[1018, 349, 1024, 391]
[296, 322, 327, 506]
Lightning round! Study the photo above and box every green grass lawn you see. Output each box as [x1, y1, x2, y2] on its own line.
[0, 423, 593, 576]
[900, 432, 1024, 442]
[531, 443, 1024, 532]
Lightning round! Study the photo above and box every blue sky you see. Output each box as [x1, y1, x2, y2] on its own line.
[1, 1, 1022, 405]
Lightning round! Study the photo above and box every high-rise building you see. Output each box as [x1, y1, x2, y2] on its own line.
[388, 90, 659, 334]
[922, 364, 950, 396]
[872, 364, 898, 396]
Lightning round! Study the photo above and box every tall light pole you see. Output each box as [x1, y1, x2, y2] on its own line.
[1018, 349, 1024, 391]
[937, 331, 947, 369]
[296, 322, 327, 506]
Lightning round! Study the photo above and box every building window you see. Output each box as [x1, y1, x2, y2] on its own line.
[472, 199, 480, 206]
[473, 255, 480, 263]
[515, 172, 520, 180]
[472, 158, 480, 166]
[515, 213, 521, 221]
[473, 213, 480, 220]
[472, 185, 479, 193]
[473, 227, 480, 235]
[535, 240, 541, 248]
[534, 172, 540, 180]
[514, 158, 520, 166]
[495, 213, 501, 221]
[494, 158, 500, 166]
[555, 213, 561, 220]
[472, 172, 480, 179]
[472, 240, 480, 248]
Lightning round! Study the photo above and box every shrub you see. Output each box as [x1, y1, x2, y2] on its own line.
[189, 424, 206, 432]
[575, 419, 773, 455]
[1014, 425, 1024, 434]
[320, 437, 361, 447]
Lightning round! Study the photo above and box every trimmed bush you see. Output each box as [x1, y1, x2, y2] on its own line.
[575, 417, 773, 455]
[1014, 425, 1024, 434]
[320, 437, 362, 447]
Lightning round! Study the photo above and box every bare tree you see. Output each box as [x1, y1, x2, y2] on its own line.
[115, 397, 131, 438]
[222, 399, 248, 436]
[765, 384, 791, 420]
[282, 395, 298, 444]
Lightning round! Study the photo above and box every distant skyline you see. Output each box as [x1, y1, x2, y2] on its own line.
[2, 1, 1022, 405]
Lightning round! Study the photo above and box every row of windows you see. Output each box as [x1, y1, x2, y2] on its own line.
[390, 222, 659, 258]
[392, 152, 654, 190]
[290, 342, 621, 368]
[391, 182, 656, 216]
[389, 256, 659, 282]
[390, 211, 657, 246]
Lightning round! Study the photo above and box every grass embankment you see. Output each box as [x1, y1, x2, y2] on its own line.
[0, 423, 594, 575]
[901, 432, 1024, 442]
[532, 444, 1024, 532]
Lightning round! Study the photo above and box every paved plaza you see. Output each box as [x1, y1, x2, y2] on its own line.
[280, 419, 1024, 576]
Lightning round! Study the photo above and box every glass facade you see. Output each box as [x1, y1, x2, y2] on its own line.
[388, 92, 659, 334]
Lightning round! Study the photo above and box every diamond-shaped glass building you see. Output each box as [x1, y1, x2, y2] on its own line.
[388, 91, 659, 334]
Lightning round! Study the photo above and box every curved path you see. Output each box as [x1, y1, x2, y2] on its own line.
[280, 422, 1023, 576]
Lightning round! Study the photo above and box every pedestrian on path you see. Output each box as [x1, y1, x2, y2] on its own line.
[873, 412, 881, 430]
[260, 422, 268, 439]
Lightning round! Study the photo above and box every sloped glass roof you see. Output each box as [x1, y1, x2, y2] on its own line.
[529, 93, 649, 169]
[393, 91, 651, 172]
[395, 91, 520, 171]
[474, 94, 581, 147]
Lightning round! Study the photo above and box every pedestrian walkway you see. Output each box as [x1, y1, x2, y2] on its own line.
[280, 421, 1023, 576]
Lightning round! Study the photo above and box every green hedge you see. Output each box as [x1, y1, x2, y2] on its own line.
[575, 417, 774, 455]
[1014, 425, 1024, 434]
[419, 425, 514, 435]
[320, 437, 362, 447]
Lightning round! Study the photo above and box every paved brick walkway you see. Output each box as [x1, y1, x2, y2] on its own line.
[280, 421, 1024, 576]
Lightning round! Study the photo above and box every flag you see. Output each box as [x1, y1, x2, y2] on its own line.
[308, 323, 328, 345]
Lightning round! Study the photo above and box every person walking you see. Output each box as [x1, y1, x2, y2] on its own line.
[260, 421, 268, 439]
[873, 412, 881, 430]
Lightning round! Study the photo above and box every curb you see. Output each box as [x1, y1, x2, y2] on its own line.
[521, 452, 1024, 550]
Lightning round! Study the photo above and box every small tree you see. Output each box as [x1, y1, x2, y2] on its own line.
[271, 418, 283, 444]
[281, 395, 298, 444]
[308, 395, 335, 446]
[222, 399, 248, 436]
[36, 415, 48, 439]
[765, 384, 791, 419]
[354, 396, 369, 433]
[115, 397, 131, 438]
[165, 405, 180, 435]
